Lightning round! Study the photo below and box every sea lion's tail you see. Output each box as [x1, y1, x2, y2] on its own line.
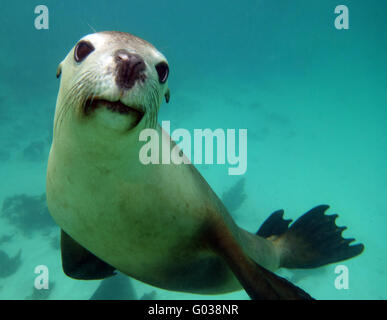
[257, 205, 364, 269]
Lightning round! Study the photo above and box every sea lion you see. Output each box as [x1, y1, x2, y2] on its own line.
[0, 249, 21, 278]
[89, 272, 156, 300]
[46, 31, 364, 299]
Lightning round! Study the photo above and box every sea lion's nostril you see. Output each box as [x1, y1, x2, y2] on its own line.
[114, 49, 146, 89]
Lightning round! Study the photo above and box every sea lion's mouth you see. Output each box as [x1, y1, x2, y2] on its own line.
[84, 99, 144, 116]
[84, 99, 145, 128]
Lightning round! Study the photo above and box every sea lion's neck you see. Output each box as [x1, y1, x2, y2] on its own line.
[51, 113, 163, 167]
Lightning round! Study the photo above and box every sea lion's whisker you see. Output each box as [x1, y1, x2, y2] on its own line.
[56, 72, 94, 131]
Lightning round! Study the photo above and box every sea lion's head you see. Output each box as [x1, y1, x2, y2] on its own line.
[55, 31, 170, 133]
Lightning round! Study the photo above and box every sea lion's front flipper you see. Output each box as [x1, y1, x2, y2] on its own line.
[61, 230, 116, 280]
[210, 224, 313, 300]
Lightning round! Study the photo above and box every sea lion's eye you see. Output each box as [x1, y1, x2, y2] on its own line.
[155, 62, 169, 84]
[74, 41, 95, 63]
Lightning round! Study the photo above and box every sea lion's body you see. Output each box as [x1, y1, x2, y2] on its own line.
[47, 123, 277, 293]
[46, 31, 364, 299]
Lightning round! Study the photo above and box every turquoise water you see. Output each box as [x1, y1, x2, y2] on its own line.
[0, 0, 385, 300]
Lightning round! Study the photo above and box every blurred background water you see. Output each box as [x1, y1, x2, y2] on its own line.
[0, 0, 385, 300]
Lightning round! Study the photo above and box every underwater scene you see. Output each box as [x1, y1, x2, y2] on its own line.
[0, 0, 385, 300]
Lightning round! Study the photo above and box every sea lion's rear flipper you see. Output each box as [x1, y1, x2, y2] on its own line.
[210, 224, 313, 300]
[268, 205, 365, 268]
[243, 261, 314, 300]
[61, 230, 116, 280]
[231, 258, 314, 300]
[256, 209, 293, 238]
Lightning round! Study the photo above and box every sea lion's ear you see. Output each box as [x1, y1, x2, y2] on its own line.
[164, 88, 170, 103]
[56, 64, 62, 79]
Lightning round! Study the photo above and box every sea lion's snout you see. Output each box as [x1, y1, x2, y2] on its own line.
[114, 49, 146, 90]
